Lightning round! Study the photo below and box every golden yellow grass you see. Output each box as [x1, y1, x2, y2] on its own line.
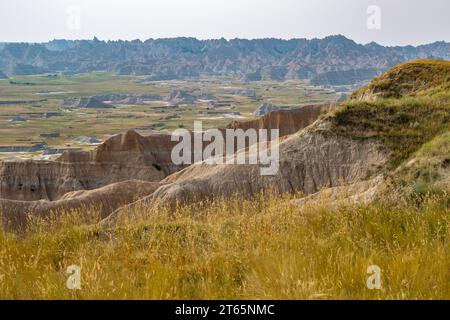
[0, 193, 449, 300]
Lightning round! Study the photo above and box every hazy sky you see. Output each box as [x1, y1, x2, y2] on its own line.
[0, 0, 449, 46]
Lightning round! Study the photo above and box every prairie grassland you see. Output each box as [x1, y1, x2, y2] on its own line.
[0, 74, 338, 154]
[0, 193, 448, 300]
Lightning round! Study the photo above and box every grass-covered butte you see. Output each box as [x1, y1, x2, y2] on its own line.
[330, 60, 450, 168]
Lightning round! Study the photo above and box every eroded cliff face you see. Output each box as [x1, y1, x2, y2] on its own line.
[0, 160, 158, 201]
[59, 130, 178, 173]
[157, 122, 388, 204]
[0, 131, 182, 201]
[103, 120, 390, 225]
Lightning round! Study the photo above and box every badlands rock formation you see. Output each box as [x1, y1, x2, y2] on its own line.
[0, 103, 330, 230]
[0, 131, 181, 202]
[0, 106, 320, 201]
[164, 90, 197, 105]
[0, 130, 183, 230]
[103, 119, 390, 225]
[2, 36, 450, 83]
[227, 104, 330, 138]
[58, 130, 181, 178]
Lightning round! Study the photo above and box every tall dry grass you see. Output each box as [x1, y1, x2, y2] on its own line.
[0, 193, 449, 300]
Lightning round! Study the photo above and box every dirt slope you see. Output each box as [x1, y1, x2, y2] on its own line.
[0, 180, 159, 231]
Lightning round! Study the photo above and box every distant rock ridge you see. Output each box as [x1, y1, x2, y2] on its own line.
[310, 68, 381, 86]
[1, 36, 449, 84]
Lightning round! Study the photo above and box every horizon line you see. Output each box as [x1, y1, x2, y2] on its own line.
[1, 34, 448, 48]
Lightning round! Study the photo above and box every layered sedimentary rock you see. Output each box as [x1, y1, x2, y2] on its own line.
[103, 119, 390, 225]
[1, 105, 332, 227]
[159, 121, 389, 201]
[0, 131, 181, 201]
[0, 104, 328, 203]
[59, 130, 180, 176]
[227, 105, 329, 138]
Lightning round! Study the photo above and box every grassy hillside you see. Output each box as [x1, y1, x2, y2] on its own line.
[351, 59, 450, 99]
[385, 130, 450, 199]
[331, 60, 450, 168]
